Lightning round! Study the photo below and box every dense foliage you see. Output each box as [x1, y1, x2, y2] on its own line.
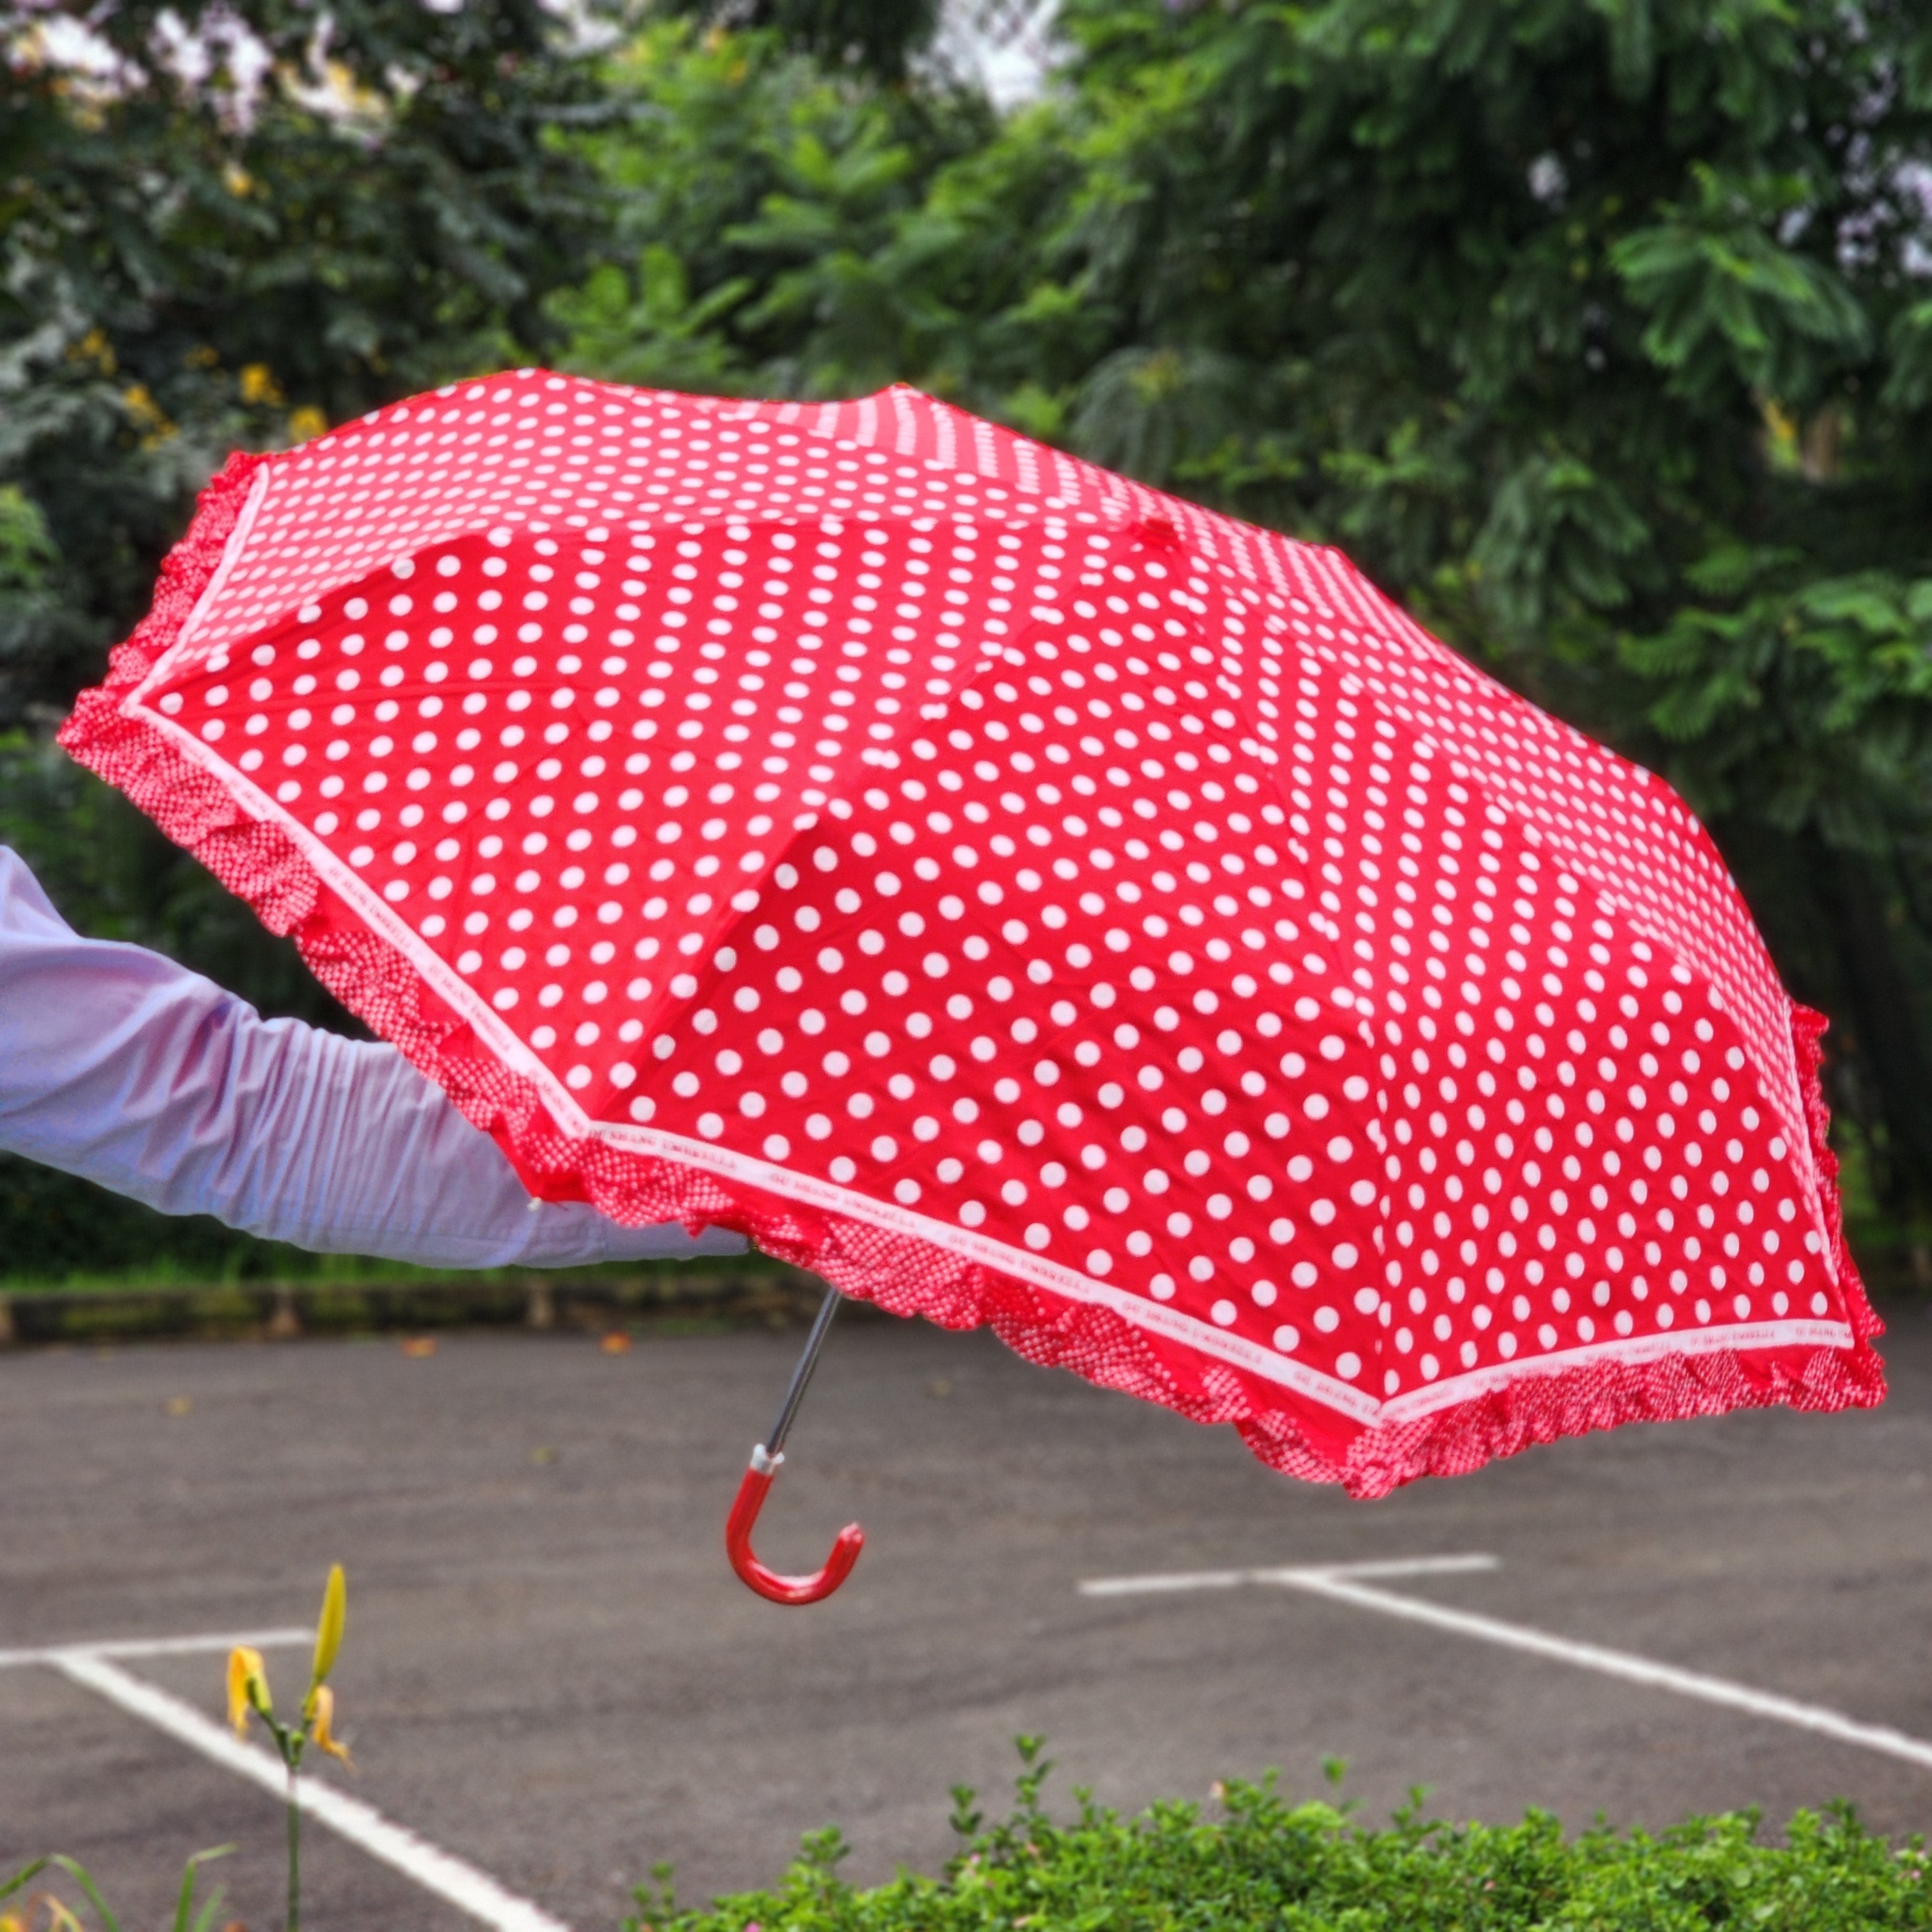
[560, 0, 1932, 1222]
[654, 0, 940, 83]
[633, 1746, 1932, 1932]
[1, 0, 611, 729]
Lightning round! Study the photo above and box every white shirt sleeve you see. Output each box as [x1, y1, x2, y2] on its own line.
[0, 844, 743, 1267]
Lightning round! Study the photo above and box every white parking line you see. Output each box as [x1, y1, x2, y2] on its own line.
[1080, 1555, 1932, 1774]
[0, 1627, 312, 1670]
[5, 1629, 575, 1931]
[1078, 1554, 1498, 1596]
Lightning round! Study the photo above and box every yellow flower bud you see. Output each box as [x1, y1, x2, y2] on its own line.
[311, 1564, 347, 1691]
[227, 1645, 271, 1736]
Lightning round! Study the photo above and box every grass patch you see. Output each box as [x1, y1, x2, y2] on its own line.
[638, 1744, 1932, 1932]
[0, 1254, 828, 1346]
[0, 1251, 781, 1297]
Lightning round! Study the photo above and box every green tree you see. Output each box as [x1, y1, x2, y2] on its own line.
[552, 25, 1016, 397]
[656, 0, 941, 82]
[561, 0, 1932, 1221]
[1, 0, 613, 730]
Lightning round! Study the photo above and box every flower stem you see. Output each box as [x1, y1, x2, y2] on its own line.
[287, 1758, 301, 1932]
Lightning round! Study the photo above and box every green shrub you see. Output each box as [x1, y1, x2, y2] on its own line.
[634, 1742, 1932, 1932]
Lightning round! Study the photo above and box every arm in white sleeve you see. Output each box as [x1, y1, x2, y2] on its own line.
[0, 845, 743, 1267]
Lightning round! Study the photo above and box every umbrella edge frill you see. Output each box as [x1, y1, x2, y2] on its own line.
[1323, 1003, 1886, 1497]
[57, 455, 1887, 1500]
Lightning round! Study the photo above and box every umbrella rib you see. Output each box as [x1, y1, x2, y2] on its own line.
[762, 1284, 843, 1461]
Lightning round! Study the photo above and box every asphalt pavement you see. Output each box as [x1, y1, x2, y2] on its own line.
[5, 1305, 1932, 1931]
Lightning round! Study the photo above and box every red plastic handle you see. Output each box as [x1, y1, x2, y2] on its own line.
[725, 1458, 865, 1606]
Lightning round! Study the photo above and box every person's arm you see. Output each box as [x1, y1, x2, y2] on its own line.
[0, 845, 742, 1267]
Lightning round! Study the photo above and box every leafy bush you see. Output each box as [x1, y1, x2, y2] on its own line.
[633, 1743, 1932, 1932]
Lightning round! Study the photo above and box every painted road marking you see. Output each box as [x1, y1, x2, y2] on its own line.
[1080, 1554, 1932, 1774]
[1078, 1554, 1498, 1597]
[5, 1629, 575, 1931]
[0, 1628, 312, 1670]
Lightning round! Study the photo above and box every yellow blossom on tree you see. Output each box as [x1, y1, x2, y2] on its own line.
[239, 364, 285, 407]
[119, 384, 176, 444]
[69, 329, 115, 375]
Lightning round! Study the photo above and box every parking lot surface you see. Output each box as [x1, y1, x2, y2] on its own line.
[5, 1306, 1931, 1930]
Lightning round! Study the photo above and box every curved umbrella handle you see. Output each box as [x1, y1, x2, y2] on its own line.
[726, 1446, 865, 1605]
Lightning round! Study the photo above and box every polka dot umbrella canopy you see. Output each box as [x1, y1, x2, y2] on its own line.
[63, 369, 1882, 1519]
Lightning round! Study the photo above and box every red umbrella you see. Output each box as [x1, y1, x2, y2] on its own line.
[63, 371, 1882, 1599]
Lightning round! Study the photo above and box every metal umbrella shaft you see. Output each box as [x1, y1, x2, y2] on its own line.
[761, 1284, 843, 1463]
[726, 1286, 865, 1605]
